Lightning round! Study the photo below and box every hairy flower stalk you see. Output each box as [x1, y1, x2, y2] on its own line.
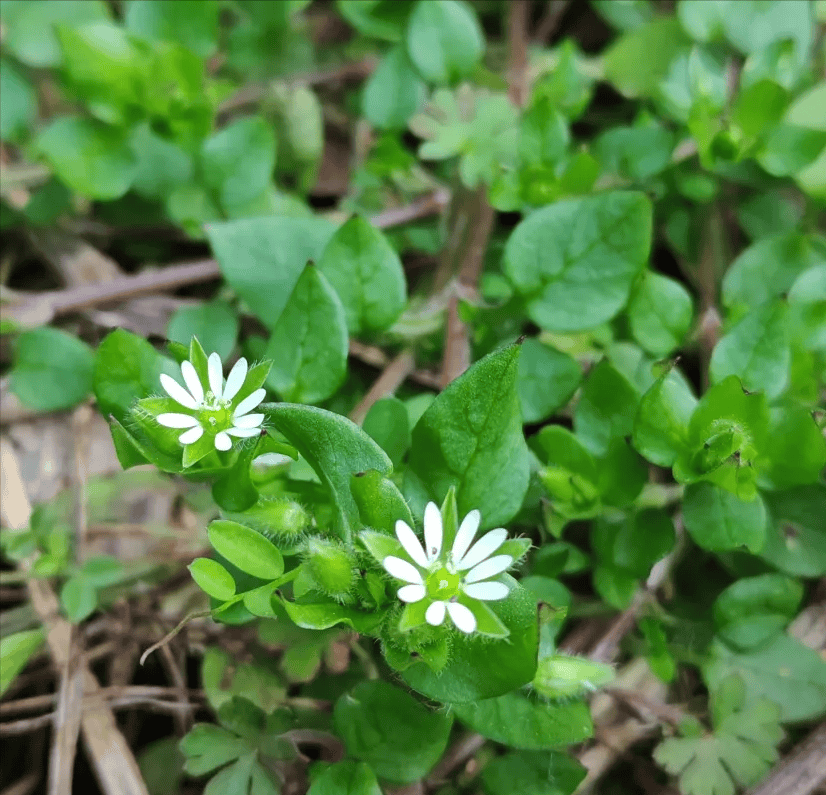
[381, 502, 514, 633]
[158, 353, 265, 451]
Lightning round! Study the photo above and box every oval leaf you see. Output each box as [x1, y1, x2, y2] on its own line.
[207, 520, 284, 581]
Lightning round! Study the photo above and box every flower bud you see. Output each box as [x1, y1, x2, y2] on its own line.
[303, 537, 355, 601]
[228, 498, 311, 549]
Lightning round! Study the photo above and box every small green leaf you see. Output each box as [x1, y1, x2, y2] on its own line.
[407, 345, 530, 529]
[124, 0, 218, 56]
[189, 558, 236, 601]
[334, 681, 453, 784]
[593, 509, 675, 578]
[453, 692, 593, 749]
[11, 327, 95, 411]
[517, 339, 581, 424]
[628, 271, 693, 356]
[308, 760, 382, 795]
[281, 599, 384, 633]
[763, 406, 826, 488]
[482, 750, 586, 795]
[180, 724, 246, 775]
[362, 45, 426, 130]
[362, 398, 411, 466]
[0, 629, 45, 696]
[37, 116, 137, 200]
[206, 216, 336, 330]
[709, 300, 791, 399]
[265, 265, 348, 404]
[504, 192, 652, 332]
[207, 520, 283, 581]
[406, 0, 483, 85]
[318, 216, 407, 335]
[0, 58, 37, 141]
[60, 577, 98, 623]
[683, 482, 766, 553]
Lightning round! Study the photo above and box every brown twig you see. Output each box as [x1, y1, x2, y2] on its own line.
[744, 722, 826, 795]
[507, 0, 531, 107]
[534, 0, 570, 43]
[425, 732, 487, 787]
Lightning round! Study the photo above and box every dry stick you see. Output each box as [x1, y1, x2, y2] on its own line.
[534, 0, 571, 43]
[0, 773, 40, 795]
[744, 722, 826, 795]
[0, 438, 151, 795]
[425, 732, 487, 787]
[349, 349, 415, 425]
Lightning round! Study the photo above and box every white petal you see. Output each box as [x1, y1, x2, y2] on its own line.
[398, 584, 426, 603]
[464, 555, 513, 584]
[178, 425, 203, 445]
[226, 427, 260, 438]
[233, 388, 266, 418]
[463, 581, 510, 601]
[394, 521, 429, 568]
[232, 413, 263, 429]
[223, 357, 248, 401]
[382, 556, 423, 584]
[425, 601, 447, 626]
[446, 602, 476, 633]
[214, 431, 232, 451]
[157, 413, 199, 428]
[208, 352, 224, 399]
[455, 529, 508, 571]
[160, 374, 199, 409]
[451, 509, 480, 565]
[423, 502, 443, 562]
[180, 361, 204, 405]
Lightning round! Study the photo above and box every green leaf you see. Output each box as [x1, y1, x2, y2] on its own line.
[533, 655, 615, 701]
[318, 216, 407, 335]
[709, 301, 791, 399]
[403, 580, 538, 702]
[504, 192, 652, 332]
[202, 117, 276, 213]
[593, 123, 674, 182]
[207, 520, 284, 581]
[573, 360, 640, 457]
[180, 723, 246, 775]
[337, 0, 413, 41]
[308, 761, 382, 795]
[94, 329, 168, 423]
[10, 327, 95, 411]
[722, 233, 826, 311]
[189, 558, 236, 602]
[713, 574, 803, 651]
[683, 482, 766, 553]
[353, 471, 414, 535]
[212, 439, 261, 513]
[280, 599, 384, 633]
[0, 58, 37, 141]
[406, 345, 530, 529]
[482, 750, 586, 795]
[362, 45, 426, 130]
[758, 485, 826, 577]
[37, 116, 137, 200]
[60, 577, 98, 623]
[453, 692, 593, 749]
[406, 0, 484, 85]
[203, 755, 256, 795]
[0, 629, 44, 696]
[763, 406, 826, 488]
[517, 339, 581, 424]
[206, 216, 336, 329]
[263, 404, 392, 541]
[334, 681, 453, 783]
[603, 17, 690, 98]
[2, 0, 111, 67]
[362, 398, 411, 466]
[167, 302, 239, 361]
[703, 634, 826, 723]
[628, 272, 693, 356]
[124, 0, 218, 56]
[632, 369, 697, 467]
[593, 509, 675, 578]
[265, 265, 348, 403]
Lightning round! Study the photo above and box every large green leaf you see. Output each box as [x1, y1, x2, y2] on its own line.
[517, 339, 581, 424]
[307, 761, 382, 795]
[758, 485, 826, 577]
[452, 693, 592, 749]
[265, 265, 348, 403]
[0, 629, 45, 696]
[333, 681, 452, 784]
[504, 192, 652, 332]
[262, 403, 392, 541]
[482, 750, 586, 795]
[406, 345, 530, 529]
[206, 216, 336, 330]
[682, 482, 766, 553]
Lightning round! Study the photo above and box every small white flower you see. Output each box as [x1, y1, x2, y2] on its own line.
[158, 352, 265, 451]
[381, 502, 513, 634]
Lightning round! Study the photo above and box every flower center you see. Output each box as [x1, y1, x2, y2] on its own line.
[426, 567, 462, 600]
[200, 402, 232, 431]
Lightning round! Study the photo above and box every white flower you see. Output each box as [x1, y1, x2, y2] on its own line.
[381, 502, 513, 634]
[157, 353, 265, 451]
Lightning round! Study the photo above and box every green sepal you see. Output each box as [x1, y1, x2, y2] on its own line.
[183, 431, 216, 468]
[109, 418, 151, 469]
[188, 336, 210, 385]
[212, 436, 261, 511]
[460, 595, 509, 638]
[440, 487, 460, 552]
[498, 537, 532, 563]
[166, 340, 189, 364]
[108, 417, 183, 473]
[359, 529, 405, 565]
[399, 600, 429, 632]
[232, 360, 272, 406]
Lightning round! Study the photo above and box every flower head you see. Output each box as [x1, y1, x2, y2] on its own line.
[381, 502, 514, 634]
[158, 352, 265, 451]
